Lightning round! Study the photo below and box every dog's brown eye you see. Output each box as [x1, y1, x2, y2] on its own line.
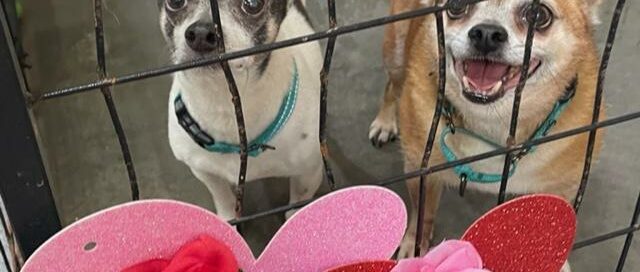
[446, 0, 470, 20]
[166, 0, 187, 11]
[522, 4, 554, 30]
[242, 0, 266, 15]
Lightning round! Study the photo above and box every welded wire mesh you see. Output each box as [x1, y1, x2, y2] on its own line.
[2, 0, 638, 270]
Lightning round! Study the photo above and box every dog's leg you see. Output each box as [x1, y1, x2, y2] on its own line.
[192, 170, 237, 222]
[397, 176, 443, 258]
[369, 0, 414, 148]
[286, 162, 324, 219]
[369, 80, 401, 148]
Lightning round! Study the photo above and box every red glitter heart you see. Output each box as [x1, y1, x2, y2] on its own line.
[462, 195, 576, 272]
[326, 261, 397, 272]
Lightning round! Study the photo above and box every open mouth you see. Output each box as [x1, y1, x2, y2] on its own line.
[454, 57, 542, 104]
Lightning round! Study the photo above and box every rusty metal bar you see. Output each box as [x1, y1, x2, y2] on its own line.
[497, 0, 540, 204]
[207, 0, 249, 220]
[415, 5, 447, 256]
[319, 0, 338, 190]
[93, 0, 139, 201]
[38, 0, 487, 100]
[615, 190, 640, 271]
[230, 109, 640, 225]
[574, 0, 627, 212]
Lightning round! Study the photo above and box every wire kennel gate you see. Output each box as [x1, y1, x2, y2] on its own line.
[0, 0, 637, 271]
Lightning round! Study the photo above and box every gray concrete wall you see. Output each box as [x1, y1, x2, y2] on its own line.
[18, 0, 639, 270]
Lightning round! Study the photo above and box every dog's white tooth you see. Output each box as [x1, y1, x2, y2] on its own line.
[492, 81, 503, 93]
[463, 76, 470, 88]
[507, 67, 519, 79]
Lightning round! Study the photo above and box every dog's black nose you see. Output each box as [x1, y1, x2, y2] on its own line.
[468, 24, 508, 54]
[185, 22, 218, 53]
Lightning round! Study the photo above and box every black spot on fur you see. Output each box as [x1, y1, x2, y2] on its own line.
[252, 1, 289, 77]
[269, 0, 288, 26]
[257, 50, 271, 76]
[255, 23, 269, 45]
[163, 21, 175, 43]
[254, 23, 271, 76]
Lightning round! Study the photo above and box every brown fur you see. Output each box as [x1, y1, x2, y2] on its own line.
[377, 0, 605, 257]
[369, 0, 425, 144]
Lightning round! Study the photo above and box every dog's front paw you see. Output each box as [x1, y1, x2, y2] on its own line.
[397, 233, 418, 259]
[397, 232, 432, 259]
[369, 114, 398, 148]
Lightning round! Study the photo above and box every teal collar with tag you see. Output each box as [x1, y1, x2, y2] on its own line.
[174, 61, 300, 157]
[439, 78, 577, 184]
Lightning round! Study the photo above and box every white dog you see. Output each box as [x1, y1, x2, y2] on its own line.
[158, 0, 323, 221]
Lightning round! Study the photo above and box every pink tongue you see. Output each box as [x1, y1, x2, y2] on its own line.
[466, 60, 510, 93]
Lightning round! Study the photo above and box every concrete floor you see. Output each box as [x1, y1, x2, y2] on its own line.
[19, 0, 638, 271]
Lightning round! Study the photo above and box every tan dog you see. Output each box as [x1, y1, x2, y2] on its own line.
[370, 0, 605, 263]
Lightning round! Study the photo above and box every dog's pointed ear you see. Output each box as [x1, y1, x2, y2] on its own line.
[583, 0, 604, 25]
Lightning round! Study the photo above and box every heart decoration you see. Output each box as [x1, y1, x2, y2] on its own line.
[461, 195, 576, 272]
[22, 187, 576, 272]
[21, 186, 407, 272]
[327, 194, 576, 272]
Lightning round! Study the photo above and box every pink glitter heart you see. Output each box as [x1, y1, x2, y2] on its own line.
[22, 186, 407, 272]
[21, 200, 254, 272]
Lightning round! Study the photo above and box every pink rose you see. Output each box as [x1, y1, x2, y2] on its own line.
[391, 241, 489, 272]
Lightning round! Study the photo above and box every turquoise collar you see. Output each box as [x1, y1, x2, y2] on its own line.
[175, 61, 299, 157]
[439, 79, 577, 184]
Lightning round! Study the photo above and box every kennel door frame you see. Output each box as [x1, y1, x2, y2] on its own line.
[0, 0, 62, 259]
